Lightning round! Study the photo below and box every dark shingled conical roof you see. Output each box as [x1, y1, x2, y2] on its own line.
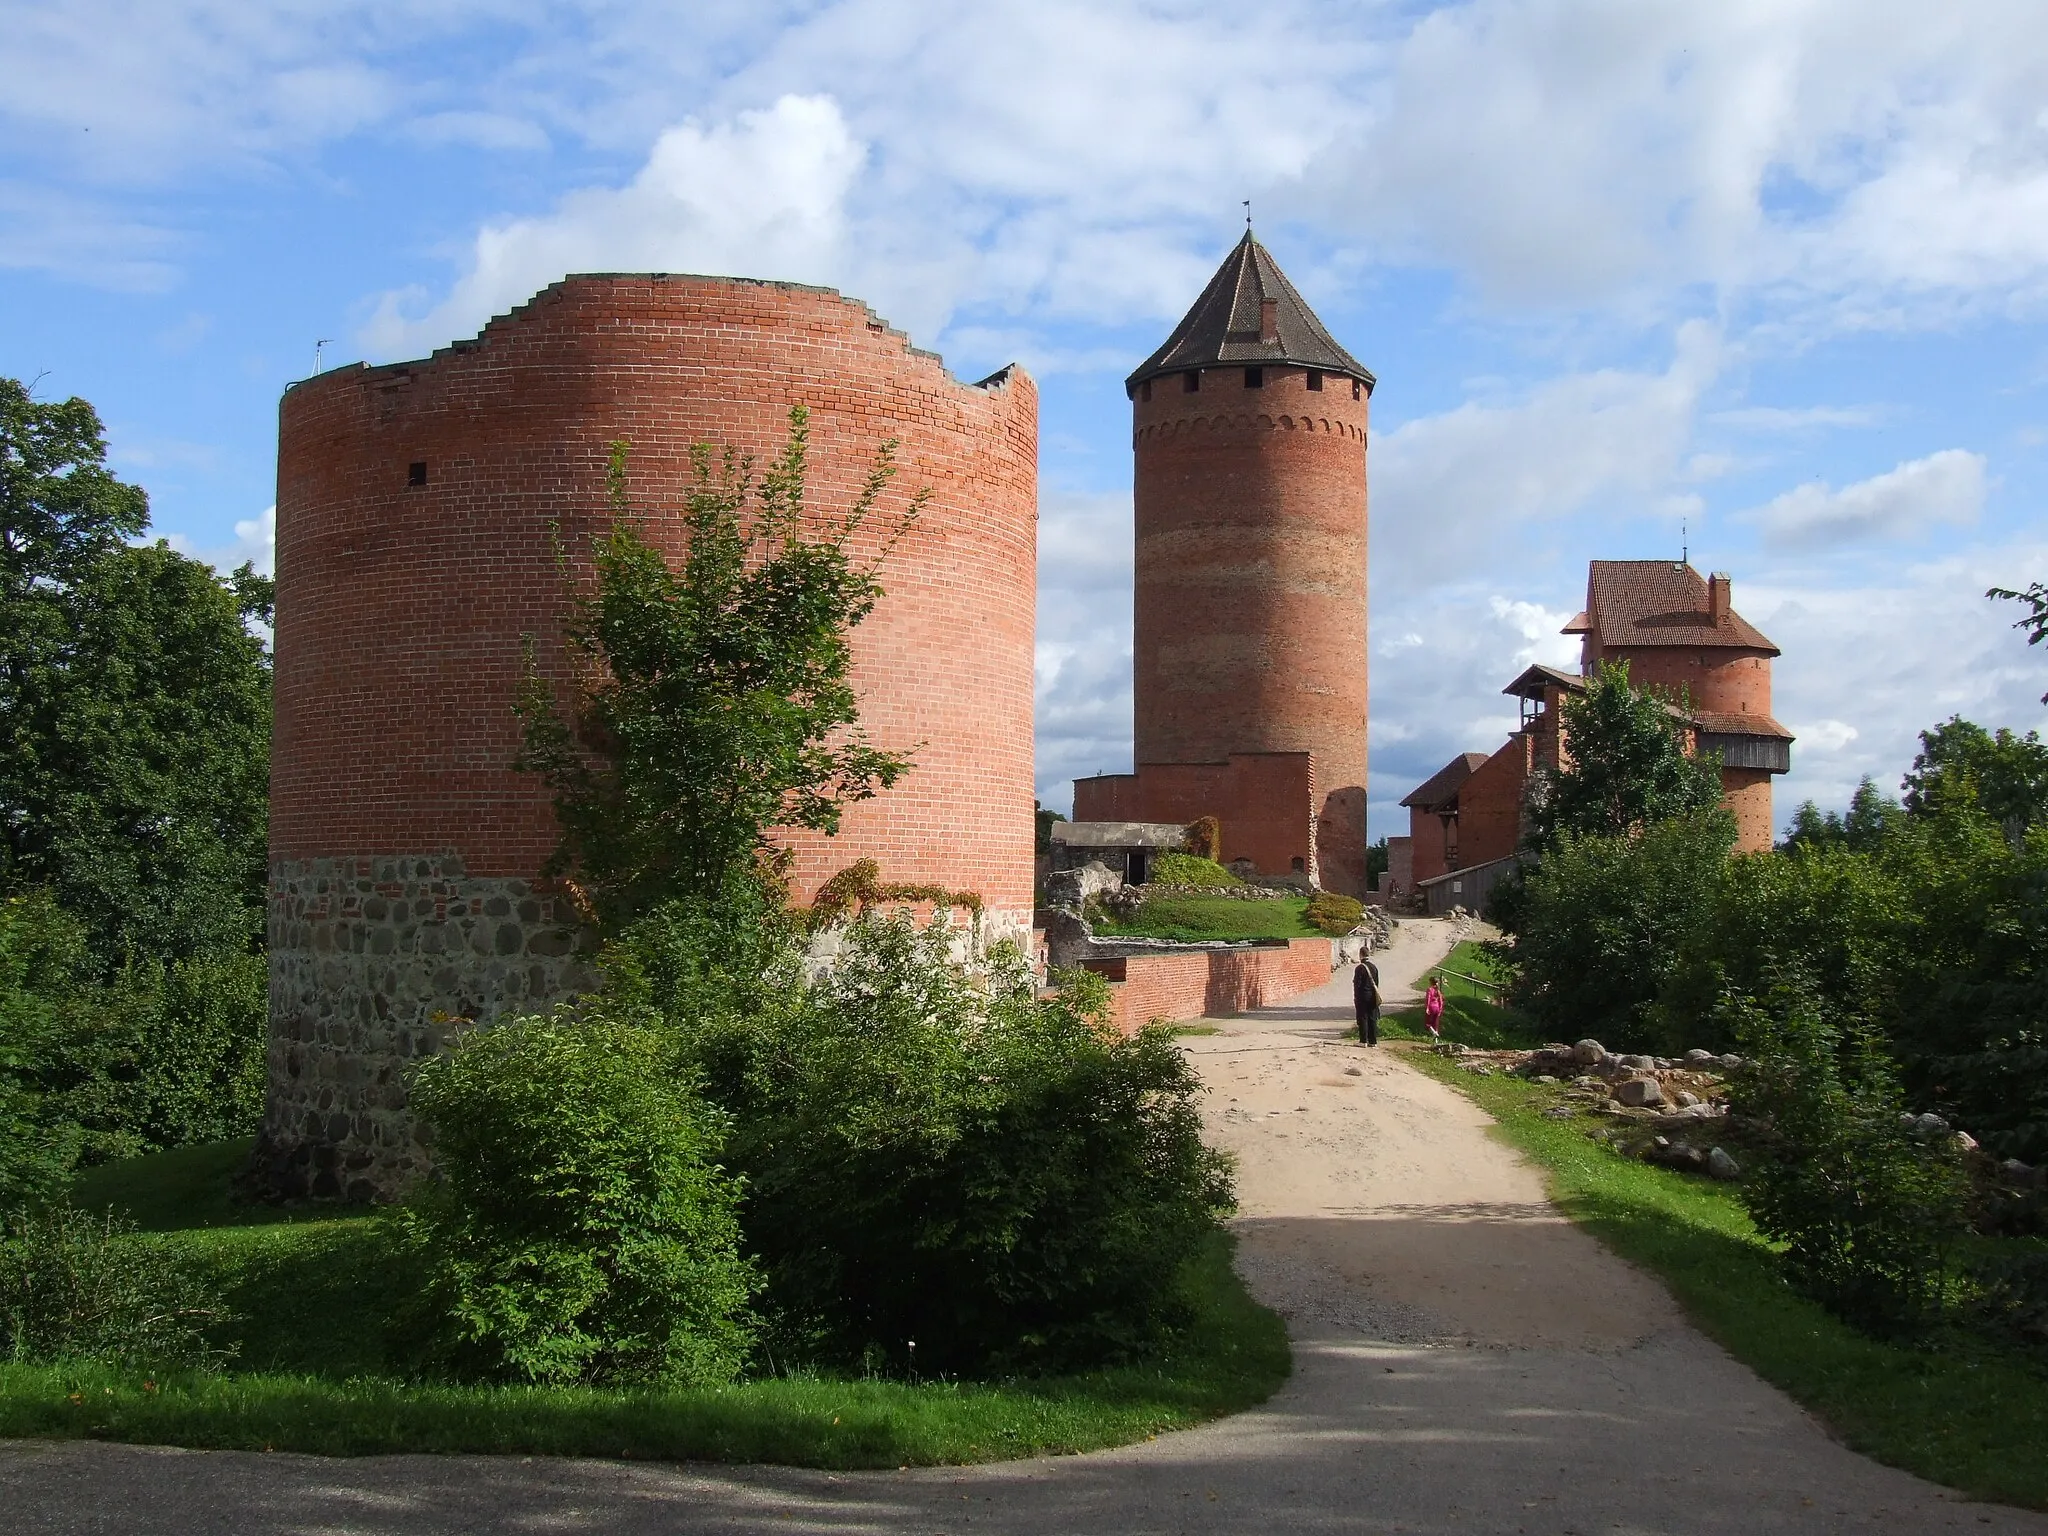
[1127, 231, 1375, 399]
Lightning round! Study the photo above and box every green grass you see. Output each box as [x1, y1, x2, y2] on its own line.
[1379, 940, 1545, 1050]
[30, 1142, 1290, 1465]
[1093, 894, 1318, 943]
[1400, 1049, 2048, 1510]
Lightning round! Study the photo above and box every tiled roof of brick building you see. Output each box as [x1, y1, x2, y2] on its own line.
[1126, 231, 1376, 398]
[1501, 662, 1585, 700]
[1692, 710, 1796, 740]
[1400, 752, 1491, 812]
[1574, 560, 1779, 654]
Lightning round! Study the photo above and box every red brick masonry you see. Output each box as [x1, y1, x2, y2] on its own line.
[1082, 938, 1336, 1033]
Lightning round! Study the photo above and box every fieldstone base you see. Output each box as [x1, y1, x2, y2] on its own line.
[250, 855, 596, 1203]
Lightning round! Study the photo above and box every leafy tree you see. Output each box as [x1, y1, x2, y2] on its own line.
[515, 411, 919, 933]
[1989, 580, 2048, 702]
[1528, 661, 1723, 850]
[1901, 716, 2048, 834]
[0, 378, 271, 967]
[1507, 809, 1736, 1052]
[1034, 802, 1065, 856]
[1780, 778, 1905, 854]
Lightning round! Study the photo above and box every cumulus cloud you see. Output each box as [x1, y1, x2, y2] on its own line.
[1370, 321, 1721, 572]
[164, 503, 275, 577]
[1738, 448, 1986, 549]
[361, 95, 866, 357]
[1035, 488, 1134, 812]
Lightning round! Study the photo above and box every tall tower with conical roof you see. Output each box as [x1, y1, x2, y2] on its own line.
[1080, 232, 1374, 893]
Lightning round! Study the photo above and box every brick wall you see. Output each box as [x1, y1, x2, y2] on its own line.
[1082, 937, 1337, 1033]
[1407, 806, 1451, 884]
[1130, 365, 1370, 893]
[1072, 751, 1316, 878]
[275, 274, 1036, 910]
[262, 273, 1038, 1198]
[1593, 645, 1774, 720]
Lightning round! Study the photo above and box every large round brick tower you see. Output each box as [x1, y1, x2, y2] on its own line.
[258, 275, 1037, 1200]
[1110, 233, 1374, 893]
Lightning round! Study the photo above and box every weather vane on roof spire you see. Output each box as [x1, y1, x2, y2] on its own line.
[1243, 199, 1252, 231]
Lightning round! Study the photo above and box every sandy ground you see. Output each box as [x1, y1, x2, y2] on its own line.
[7, 915, 2048, 1534]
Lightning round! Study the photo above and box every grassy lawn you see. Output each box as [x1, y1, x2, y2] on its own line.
[18, 1142, 1291, 1465]
[1092, 893, 1318, 943]
[1399, 1048, 2048, 1511]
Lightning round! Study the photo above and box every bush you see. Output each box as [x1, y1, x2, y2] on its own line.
[401, 1013, 756, 1388]
[664, 913, 1234, 1373]
[0, 1204, 232, 1369]
[1304, 890, 1364, 935]
[1150, 852, 1239, 888]
[1654, 843, 1910, 1055]
[1508, 810, 1735, 1052]
[1728, 978, 1969, 1335]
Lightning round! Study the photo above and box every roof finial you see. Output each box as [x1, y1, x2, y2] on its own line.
[1682, 518, 1688, 566]
[1243, 199, 1252, 232]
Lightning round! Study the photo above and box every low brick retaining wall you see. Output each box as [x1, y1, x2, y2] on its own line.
[1081, 938, 1337, 1033]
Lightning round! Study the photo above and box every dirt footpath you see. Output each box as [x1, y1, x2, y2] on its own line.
[5, 916, 2046, 1534]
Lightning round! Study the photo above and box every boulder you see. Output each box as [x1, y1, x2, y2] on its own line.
[1718, 1054, 1744, 1069]
[1953, 1131, 1979, 1153]
[1685, 1048, 1717, 1064]
[1618, 1053, 1657, 1072]
[1616, 1077, 1664, 1108]
[1913, 1112, 1951, 1138]
[1572, 1038, 1606, 1066]
[1707, 1147, 1741, 1181]
[1673, 1090, 1699, 1109]
[1042, 860, 1123, 909]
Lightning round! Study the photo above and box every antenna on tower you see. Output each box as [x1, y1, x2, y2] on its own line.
[1682, 518, 1689, 565]
[312, 339, 333, 377]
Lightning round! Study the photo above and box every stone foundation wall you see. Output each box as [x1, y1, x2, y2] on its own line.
[252, 855, 596, 1202]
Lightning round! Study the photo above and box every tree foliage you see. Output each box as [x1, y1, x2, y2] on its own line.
[1528, 661, 1724, 850]
[515, 411, 919, 932]
[402, 1012, 756, 1387]
[1902, 715, 2048, 834]
[0, 377, 271, 967]
[1781, 778, 1905, 853]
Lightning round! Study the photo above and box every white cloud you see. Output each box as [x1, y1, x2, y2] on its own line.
[1371, 321, 1721, 573]
[362, 95, 866, 358]
[1034, 487, 1134, 812]
[1738, 448, 1986, 549]
[165, 504, 274, 577]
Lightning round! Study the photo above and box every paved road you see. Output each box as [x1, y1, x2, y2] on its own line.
[6, 917, 2044, 1534]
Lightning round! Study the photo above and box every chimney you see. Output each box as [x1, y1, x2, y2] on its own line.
[1259, 297, 1279, 344]
[1708, 571, 1732, 625]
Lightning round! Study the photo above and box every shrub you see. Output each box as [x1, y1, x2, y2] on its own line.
[1654, 842, 1910, 1055]
[1727, 977, 1969, 1335]
[0, 1204, 232, 1369]
[401, 1013, 756, 1388]
[1508, 810, 1735, 1052]
[1181, 816, 1221, 861]
[1304, 890, 1364, 935]
[663, 913, 1234, 1373]
[1150, 852, 1239, 888]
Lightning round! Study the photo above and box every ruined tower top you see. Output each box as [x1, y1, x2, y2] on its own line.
[1125, 231, 1376, 399]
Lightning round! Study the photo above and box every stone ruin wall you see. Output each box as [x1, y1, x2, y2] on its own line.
[258, 274, 1038, 1201]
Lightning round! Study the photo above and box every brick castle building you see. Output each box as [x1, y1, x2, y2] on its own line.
[257, 275, 1036, 1200]
[1403, 560, 1793, 901]
[1072, 233, 1375, 893]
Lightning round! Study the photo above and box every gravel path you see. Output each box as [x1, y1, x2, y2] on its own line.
[6, 916, 2045, 1534]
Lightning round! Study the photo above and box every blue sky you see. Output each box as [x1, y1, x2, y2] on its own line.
[5, 0, 2047, 842]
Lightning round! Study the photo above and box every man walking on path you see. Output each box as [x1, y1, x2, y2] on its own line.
[1353, 956, 1381, 1045]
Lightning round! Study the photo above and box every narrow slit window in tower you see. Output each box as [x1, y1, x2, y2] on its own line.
[1244, 366, 1264, 388]
[1183, 370, 1200, 393]
[1140, 380, 1152, 402]
[407, 461, 428, 487]
[1306, 370, 1324, 392]
[1352, 379, 1362, 400]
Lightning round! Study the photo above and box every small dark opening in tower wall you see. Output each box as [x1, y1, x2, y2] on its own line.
[407, 461, 428, 487]
[1306, 370, 1324, 392]
[1352, 379, 1362, 400]
[1244, 366, 1264, 388]
[1141, 380, 1153, 402]
[1183, 370, 1201, 393]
